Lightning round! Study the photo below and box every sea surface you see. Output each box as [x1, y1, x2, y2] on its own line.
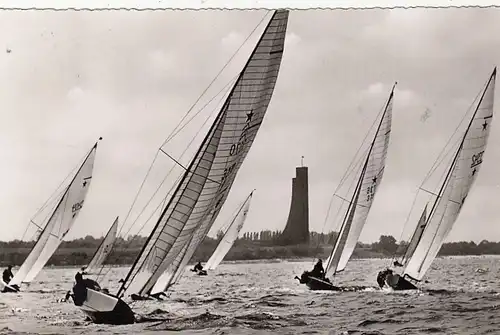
[0, 256, 499, 335]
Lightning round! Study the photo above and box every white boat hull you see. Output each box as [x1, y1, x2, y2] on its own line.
[76, 288, 135, 325]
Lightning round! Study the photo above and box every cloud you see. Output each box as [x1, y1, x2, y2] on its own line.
[1, 9, 500, 245]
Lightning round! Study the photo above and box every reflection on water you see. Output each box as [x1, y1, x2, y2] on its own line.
[0, 256, 499, 334]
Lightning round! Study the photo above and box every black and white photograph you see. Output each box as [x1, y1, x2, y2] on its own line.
[0, 4, 500, 334]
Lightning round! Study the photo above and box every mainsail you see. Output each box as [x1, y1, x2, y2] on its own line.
[398, 205, 427, 266]
[117, 10, 288, 299]
[325, 85, 394, 278]
[205, 191, 253, 270]
[10, 140, 100, 286]
[403, 68, 496, 281]
[84, 216, 119, 274]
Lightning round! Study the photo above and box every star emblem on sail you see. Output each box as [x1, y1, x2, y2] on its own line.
[323, 83, 395, 282]
[5, 138, 100, 289]
[398, 67, 496, 285]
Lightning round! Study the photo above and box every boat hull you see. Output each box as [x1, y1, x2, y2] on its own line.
[305, 276, 341, 291]
[0, 280, 20, 293]
[295, 271, 341, 291]
[377, 270, 418, 291]
[77, 288, 135, 325]
[197, 270, 207, 276]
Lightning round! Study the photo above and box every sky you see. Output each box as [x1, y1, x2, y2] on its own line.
[1, 8, 500, 244]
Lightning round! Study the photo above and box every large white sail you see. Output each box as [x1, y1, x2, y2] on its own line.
[117, 10, 289, 299]
[404, 68, 496, 281]
[10, 141, 99, 286]
[205, 191, 253, 270]
[325, 86, 394, 278]
[85, 216, 119, 274]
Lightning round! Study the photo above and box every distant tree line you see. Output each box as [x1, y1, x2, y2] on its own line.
[1, 232, 499, 267]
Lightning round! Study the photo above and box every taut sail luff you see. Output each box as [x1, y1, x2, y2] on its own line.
[205, 190, 253, 270]
[117, 10, 289, 300]
[6, 139, 101, 290]
[84, 216, 119, 274]
[324, 85, 395, 279]
[402, 68, 496, 282]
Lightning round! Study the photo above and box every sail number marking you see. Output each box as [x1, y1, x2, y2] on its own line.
[471, 151, 484, 168]
[72, 200, 84, 213]
[366, 185, 376, 202]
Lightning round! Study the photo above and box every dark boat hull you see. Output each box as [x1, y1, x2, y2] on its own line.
[77, 288, 135, 325]
[197, 270, 207, 276]
[305, 276, 341, 291]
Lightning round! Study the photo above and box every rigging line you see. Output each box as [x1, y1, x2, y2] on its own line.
[390, 110, 473, 264]
[391, 72, 492, 267]
[19, 152, 86, 241]
[118, 11, 269, 232]
[119, 75, 235, 240]
[389, 139, 459, 267]
[118, 74, 238, 239]
[319, 98, 389, 238]
[419, 87, 483, 189]
[321, 146, 368, 235]
[312, 147, 366, 264]
[97, 174, 183, 280]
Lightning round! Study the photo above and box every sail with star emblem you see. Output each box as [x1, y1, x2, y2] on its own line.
[324, 84, 395, 279]
[117, 9, 289, 299]
[403, 68, 496, 281]
[84, 216, 119, 274]
[6, 139, 101, 290]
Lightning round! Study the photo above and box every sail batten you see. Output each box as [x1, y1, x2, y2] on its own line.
[10, 141, 100, 286]
[118, 10, 289, 298]
[325, 85, 395, 278]
[403, 68, 496, 281]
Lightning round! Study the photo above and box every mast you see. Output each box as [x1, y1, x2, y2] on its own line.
[410, 67, 496, 276]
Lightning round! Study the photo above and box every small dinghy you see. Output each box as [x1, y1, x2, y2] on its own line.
[296, 84, 395, 291]
[72, 10, 289, 325]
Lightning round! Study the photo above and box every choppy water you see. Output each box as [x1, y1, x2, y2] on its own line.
[0, 256, 499, 334]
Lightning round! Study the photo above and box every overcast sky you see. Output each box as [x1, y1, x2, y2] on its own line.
[1, 8, 500, 244]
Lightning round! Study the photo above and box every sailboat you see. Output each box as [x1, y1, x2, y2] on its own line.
[82, 216, 119, 275]
[0, 138, 102, 293]
[204, 190, 254, 271]
[72, 10, 288, 325]
[378, 67, 496, 291]
[296, 84, 395, 291]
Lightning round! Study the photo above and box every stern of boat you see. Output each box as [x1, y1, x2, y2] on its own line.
[0, 280, 20, 293]
[77, 288, 135, 325]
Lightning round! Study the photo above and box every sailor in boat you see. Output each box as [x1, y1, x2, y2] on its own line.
[80, 266, 88, 275]
[2, 265, 13, 284]
[193, 261, 204, 272]
[310, 259, 325, 280]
